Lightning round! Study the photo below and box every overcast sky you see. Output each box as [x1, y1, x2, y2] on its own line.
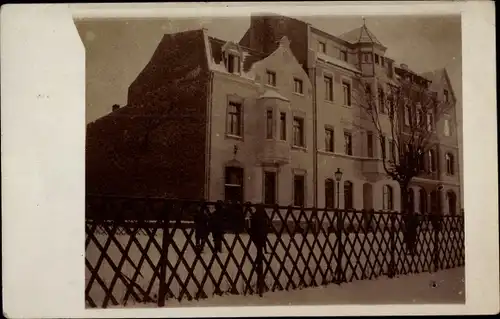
[74, 15, 462, 124]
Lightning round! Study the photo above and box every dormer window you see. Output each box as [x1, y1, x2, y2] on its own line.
[267, 70, 276, 86]
[444, 89, 449, 103]
[226, 53, 241, 74]
[319, 41, 326, 53]
[340, 50, 348, 62]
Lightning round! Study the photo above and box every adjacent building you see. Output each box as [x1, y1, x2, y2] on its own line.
[86, 14, 462, 214]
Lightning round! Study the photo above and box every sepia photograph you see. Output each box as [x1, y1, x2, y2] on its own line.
[79, 12, 465, 308]
[1, 2, 498, 317]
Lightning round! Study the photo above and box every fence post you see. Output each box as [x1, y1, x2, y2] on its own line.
[334, 210, 345, 284]
[432, 214, 441, 272]
[157, 201, 171, 307]
[388, 214, 396, 278]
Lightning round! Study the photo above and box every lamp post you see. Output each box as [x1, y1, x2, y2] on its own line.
[334, 168, 343, 209]
[333, 167, 344, 284]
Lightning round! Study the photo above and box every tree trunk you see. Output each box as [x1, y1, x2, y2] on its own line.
[399, 182, 410, 214]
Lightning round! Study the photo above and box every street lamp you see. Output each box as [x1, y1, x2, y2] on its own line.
[334, 168, 343, 209]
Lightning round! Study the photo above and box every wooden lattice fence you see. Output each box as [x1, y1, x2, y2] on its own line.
[85, 195, 465, 308]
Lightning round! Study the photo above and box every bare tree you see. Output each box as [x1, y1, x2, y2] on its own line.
[353, 72, 451, 215]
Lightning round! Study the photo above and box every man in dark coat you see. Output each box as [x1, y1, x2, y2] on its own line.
[194, 205, 209, 253]
[210, 200, 226, 253]
[251, 203, 269, 253]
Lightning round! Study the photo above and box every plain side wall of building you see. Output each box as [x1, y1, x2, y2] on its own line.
[86, 30, 210, 199]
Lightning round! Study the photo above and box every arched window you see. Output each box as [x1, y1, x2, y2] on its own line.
[325, 179, 335, 209]
[344, 181, 353, 209]
[445, 153, 455, 175]
[383, 185, 394, 210]
[447, 191, 457, 216]
[419, 188, 427, 214]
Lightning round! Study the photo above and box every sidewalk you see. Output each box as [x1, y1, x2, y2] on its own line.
[167, 267, 465, 307]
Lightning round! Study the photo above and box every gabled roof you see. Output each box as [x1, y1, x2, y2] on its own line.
[339, 24, 384, 47]
[421, 68, 457, 102]
[208, 36, 269, 72]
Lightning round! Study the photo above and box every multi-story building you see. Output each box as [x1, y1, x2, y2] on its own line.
[86, 14, 461, 215]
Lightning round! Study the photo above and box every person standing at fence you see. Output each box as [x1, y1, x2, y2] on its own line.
[211, 200, 226, 253]
[194, 205, 209, 253]
[251, 203, 269, 253]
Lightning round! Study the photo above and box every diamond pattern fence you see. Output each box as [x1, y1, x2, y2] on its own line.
[85, 195, 465, 308]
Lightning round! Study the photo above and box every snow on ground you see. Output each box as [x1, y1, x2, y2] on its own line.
[107, 267, 465, 308]
[86, 227, 463, 307]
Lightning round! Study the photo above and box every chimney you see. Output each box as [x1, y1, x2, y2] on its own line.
[400, 63, 408, 70]
[112, 104, 120, 112]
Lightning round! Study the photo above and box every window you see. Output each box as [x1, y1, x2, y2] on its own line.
[342, 81, 351, 106]
[383, 185, 393, 210]
[344, 181, 353, 209]
[428, 149, 436, 172]
[340, 50, 348, 62]
[447, 191, 457, 216]
[444, 118, 451, 136]
[264, 171, 277, 205]
[404, 106, 411, 126]
[226, 54, 241, 74]
[374, 54, 379, 64]
[325, 128, 334, 152]
[381, 56, 385, 67]
[416, 109, 424, 127]
[325, 179, 335, 209]
[319, 41, 326, 53]
[419, 188, 427, 214]
[378, 88, 385, 113]
[294, 78, 303, 94]
[266, 109, 274, 139]
[380, 135, 386, 157]
[418, 150, 426, 171]
[293, 117, 305, 147]
[344, 131, 353, 155]
[389, 139, 396, 160]
[279, 112, 287, 141]
[445, 153, 455, 175]
[293, 175, 305, 207]
[365, 83, 372, 97]
[363, 52, 372, 63]
[266, 70, 276, 86]
[427, 112, 434, 131]
[444, 89, 449, 103]
[225, 166, 244, 203]
[227, 101, 242, 136]
[324, 76, 333, 101]
[367, 131, 374, 158]
[388, 95, 395, 114]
